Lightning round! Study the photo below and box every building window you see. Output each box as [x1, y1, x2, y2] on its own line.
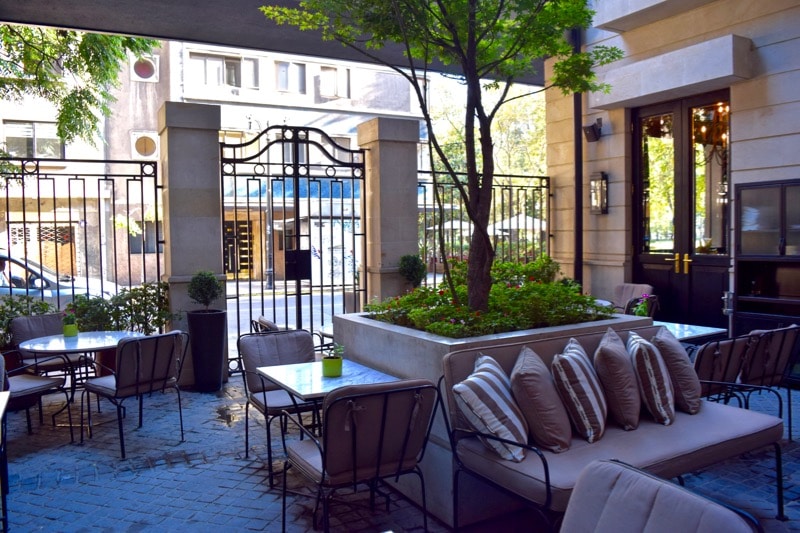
[188, 53, 258, 88]
[130, 132, 159, 159]
[242, 58, 259, 89]
[276, 61, 306, 94]
[129, 220, 163, 254]
[319, 66, 349, 98]
[130, 55, 159, 82]
[3, 121, 64, 158]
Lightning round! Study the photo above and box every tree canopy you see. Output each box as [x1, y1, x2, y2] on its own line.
[0, 25, 157, 145]
[263, 0, 622, 311]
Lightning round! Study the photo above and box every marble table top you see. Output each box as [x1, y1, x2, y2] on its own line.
[19, 330, 146, 354]
[257, 359, 399, 401]
[653, 321, 727, 342]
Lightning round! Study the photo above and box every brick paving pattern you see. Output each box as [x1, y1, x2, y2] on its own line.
[3, 379, 800, 531]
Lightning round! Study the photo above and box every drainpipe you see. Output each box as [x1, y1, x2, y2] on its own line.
[572, 28, 584, 287]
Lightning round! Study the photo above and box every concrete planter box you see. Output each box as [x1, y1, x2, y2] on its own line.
[334, 312, 652, 527]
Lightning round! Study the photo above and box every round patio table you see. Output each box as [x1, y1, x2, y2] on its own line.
[19, 330, 146, 354]
[19, 330, 147, 379]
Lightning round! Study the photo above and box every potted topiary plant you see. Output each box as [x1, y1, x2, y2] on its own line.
[398, 254, 427, 288]
[322, 343, 344, 377]
[186, 270, 226, 392]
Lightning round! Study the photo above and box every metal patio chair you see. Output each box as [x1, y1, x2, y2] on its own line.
[739, 325, 800, 439]
[11, 313, 87, 401]
[693, 334, 754, 402]
[561, 459, 762, 532]
[238, 330, 317, 488]
[1, 348, 74, 443]
[280, 378, 438, 533]
[80, 330, 188, 459]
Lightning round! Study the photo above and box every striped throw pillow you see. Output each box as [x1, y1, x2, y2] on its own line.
[628, 332, 675, 425]
[552, 339, 608, 443]
[453, 354, 529, 462]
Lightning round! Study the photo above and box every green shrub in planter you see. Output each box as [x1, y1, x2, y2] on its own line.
[66, 295, 117, 332]
[114, 281, 177, 334]
[0, 295, 55, 349]
[399, 254, 426, 288]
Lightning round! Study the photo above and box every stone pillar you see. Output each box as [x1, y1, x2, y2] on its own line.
[158, 102, 224, 386]
[356, 118, 420, 304]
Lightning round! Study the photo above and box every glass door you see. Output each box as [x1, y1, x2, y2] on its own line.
[633, 90, 731, 327]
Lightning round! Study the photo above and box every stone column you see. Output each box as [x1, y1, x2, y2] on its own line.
[158, 102, 224, 386]
[356, 118, 420, 304]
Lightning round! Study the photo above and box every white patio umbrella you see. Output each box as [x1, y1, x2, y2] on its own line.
[426, 220, 474, 233]
[487, 214, 546, 236]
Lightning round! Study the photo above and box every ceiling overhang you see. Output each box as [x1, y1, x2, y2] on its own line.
[0, 0, 545, 86]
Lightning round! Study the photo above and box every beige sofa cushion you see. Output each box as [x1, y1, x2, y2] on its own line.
[552, 339, 607, 443]
[453, 354, 528, 462]
[651, 327, 703, 414]
[594, 327, 640, 430]
[455, 400, 783, 513]
[561, 460, 759, 532]
[511, 346, 572, 453]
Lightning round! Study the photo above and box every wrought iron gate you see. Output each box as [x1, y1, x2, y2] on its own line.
[220, 126, 366, 364]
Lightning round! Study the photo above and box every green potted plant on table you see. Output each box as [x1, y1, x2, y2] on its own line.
[186, 270, 226, 392]
[62, 308, 78, 337]
[322, 343, 344, 377]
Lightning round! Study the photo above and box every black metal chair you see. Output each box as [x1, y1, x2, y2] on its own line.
[11, 313, 87, 401]
[1, 349, 73, 442]
[739, 325, 800, 439]
[280, 379, 438, 532]
[693, 334, 754, 402]
[80, 330, 188, 459]
[238, 330, 318, 487]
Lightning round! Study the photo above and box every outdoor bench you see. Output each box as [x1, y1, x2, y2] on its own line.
[441, 325, 786, 529]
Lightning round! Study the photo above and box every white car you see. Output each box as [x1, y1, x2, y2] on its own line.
[0, 253, 118, 309]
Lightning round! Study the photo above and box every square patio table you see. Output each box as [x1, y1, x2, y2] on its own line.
[653, 320, 727, 344]
[257, 359, 399, 402]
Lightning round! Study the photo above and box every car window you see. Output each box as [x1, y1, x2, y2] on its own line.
[7, 261, 47, 289]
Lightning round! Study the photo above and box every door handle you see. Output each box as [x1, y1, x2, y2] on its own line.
[664, 253, 679, 274]
[683, 253, 693, 274]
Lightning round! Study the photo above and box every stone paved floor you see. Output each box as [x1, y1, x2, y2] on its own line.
[3, 379, 800, 531]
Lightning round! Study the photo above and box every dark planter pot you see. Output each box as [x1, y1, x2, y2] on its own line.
[187, 309, 227, 392]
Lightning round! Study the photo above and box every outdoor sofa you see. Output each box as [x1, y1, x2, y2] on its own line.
[441, 325, 786, 529]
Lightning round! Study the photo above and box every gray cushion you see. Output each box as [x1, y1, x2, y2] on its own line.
[562, 460, 759, 532]
[651, 327, 702, 414]
[511, 346, 571, 453]
[594, 327, 640, 430]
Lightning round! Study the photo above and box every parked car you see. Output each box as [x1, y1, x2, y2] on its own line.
[0, 251, 119, 309]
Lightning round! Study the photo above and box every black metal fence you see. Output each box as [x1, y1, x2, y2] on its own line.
[0, 158, 162, 309]
[417, 170, 550, 281]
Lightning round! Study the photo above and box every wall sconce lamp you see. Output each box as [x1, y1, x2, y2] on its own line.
[583, 118, 603, 142]
[590, 172, 609, 214]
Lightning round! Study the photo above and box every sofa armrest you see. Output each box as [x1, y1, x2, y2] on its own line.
[450, 426, 553, 510]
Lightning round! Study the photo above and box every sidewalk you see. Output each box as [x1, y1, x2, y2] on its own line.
[3, 379, 800, 531]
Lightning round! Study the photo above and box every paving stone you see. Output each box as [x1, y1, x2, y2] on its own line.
[4, 379, 800, 531]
